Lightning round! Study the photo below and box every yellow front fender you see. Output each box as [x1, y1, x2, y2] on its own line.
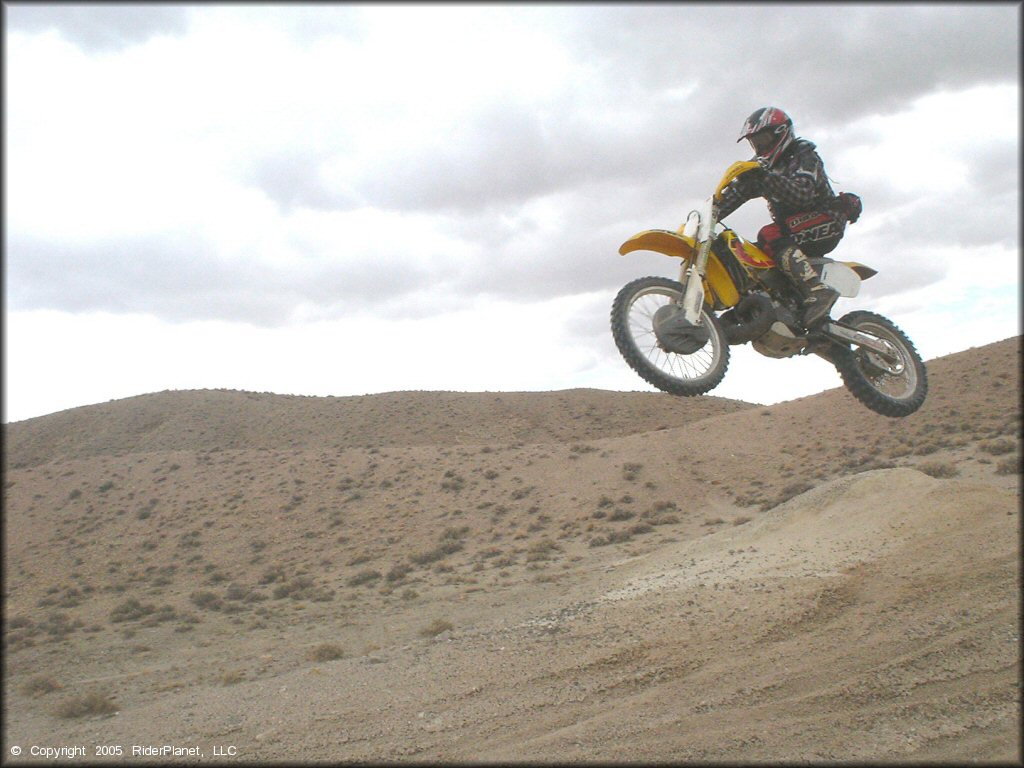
[618, 229, 696, 259]
[619, 230, 741, 308]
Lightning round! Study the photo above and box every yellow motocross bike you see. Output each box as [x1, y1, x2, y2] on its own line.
[611, 161, 927, 417]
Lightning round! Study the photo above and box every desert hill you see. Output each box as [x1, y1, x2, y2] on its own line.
[3, 336, 1020, 763]
[3, 388, 754, 467]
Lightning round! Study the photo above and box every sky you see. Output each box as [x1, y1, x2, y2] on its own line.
[3, 3, 1020, 423]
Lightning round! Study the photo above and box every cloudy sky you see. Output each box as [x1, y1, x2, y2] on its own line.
[4, 3, 1019, 423]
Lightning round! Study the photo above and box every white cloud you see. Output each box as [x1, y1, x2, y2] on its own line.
[3, 4, 1019, 422]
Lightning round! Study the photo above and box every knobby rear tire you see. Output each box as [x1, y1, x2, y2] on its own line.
[831, 310, 928, 417]
[610, 276, 730, 396]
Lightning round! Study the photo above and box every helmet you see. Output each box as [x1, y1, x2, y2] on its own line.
[737, 107, 793, 168]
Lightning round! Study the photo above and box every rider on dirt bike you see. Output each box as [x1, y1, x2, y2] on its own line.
[718, 107, 856, 329]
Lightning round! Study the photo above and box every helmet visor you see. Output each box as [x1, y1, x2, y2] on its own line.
[748, 129, 777, 157]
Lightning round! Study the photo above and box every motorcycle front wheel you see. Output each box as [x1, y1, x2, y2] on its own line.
[831, 310, 928, 417]
[610, 276, 729, 396]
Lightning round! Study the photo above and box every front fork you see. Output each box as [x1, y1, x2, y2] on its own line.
[678, 205, 716, 323]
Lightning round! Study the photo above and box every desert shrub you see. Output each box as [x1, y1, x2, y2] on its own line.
[309, 643, 345, 662]
[274, 576, 334, 602]
[38, 612, 83, 640]
[526, 539, 560, 562]
[54, 691, 117, 719]
[622, 463, 643, 481]
[190, 591, 224, 611]
[411, 526, 469, 565]
[996, 456, 1022, 476]
[419, 619, 453, 637]
[386, 564, 413, 583]
[38, 588, 84, 609]
[510, 486, 534, 501]
[440, 470, 465, 492]
[109, 599, 156, 623]
[224, 583, 249, 601]
[409, 544, 450, 569]
[609, 509, 635, 522]
[259, 567, 285, 584]
[981, 438, 1017, 456]
[348, 569, 381, 587]
[777, 480, 815, 504]
[5, 618, 39, 652]
[642, 505, 680, 526]
[22, 675, 61, 697]
[589, 527, 642, 547]
[140, 606, 179, 627]
[919, 460, 960, 479]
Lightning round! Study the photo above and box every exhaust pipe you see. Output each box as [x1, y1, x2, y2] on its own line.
[721, 293, 776, 344]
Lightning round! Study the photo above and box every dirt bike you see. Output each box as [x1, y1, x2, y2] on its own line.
[611, 161, 927, 417]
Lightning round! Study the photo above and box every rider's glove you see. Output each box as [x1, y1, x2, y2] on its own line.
[735, 164, 765, 194]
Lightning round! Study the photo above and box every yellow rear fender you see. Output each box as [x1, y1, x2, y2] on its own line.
[619, 229, 696, 259]
[841, 262, 878, 280]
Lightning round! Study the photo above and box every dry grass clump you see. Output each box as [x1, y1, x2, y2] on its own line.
[996, 456, 1021, 476]
[411, 526, 469, 565]
[21, 675, 61, 697]
[526, 539, 561, 562]
[641, 501, 681, 526]
[622, 463, 644, 482]
[772, 480, 816, 508]
[309, 643, 345, 662]
[190, 590, 224, 611]
[109, 598, 157, 623]
[54, 690, 118, 719]
[589, 523, 653, 548]
[347, 569, 381, 587]
[273, 576, 335, 602]
[419, 618, 454, 637]
[919, 460, 960, 479]
[979, 438, 1017, 455]
[386, 563, 414, 583]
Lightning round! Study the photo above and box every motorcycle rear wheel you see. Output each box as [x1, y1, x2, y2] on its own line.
[831, 310, 927, 417]
[610, 276, 729, 396]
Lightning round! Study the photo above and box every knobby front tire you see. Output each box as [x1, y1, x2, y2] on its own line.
[610, 276, 729, 396]
[832, 310, 928, 417]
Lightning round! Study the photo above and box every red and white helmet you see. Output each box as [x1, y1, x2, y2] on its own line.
[737, 107, 794, 168]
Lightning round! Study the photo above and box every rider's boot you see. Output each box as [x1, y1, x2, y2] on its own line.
[777, 246, 838, 329]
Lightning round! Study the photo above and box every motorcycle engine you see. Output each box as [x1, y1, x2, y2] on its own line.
[751, 321, 807, 358]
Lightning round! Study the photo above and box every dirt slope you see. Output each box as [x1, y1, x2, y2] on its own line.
[3, 336, 1020, 763]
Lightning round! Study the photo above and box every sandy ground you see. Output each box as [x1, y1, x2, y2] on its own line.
[3, 336, 1020, 764]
